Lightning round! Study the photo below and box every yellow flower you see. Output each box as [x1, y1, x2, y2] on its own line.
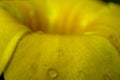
[0, 0, 120, 80]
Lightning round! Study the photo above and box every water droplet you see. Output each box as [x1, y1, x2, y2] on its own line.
[47, 68, 58, 79]
[75, 70, 84, 80]
[76, 71, 82, 76]
[103, 74, 111, 80]
[57, 49, 64, 57]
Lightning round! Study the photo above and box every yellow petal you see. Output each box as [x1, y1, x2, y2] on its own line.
[4, 34, 120, 80]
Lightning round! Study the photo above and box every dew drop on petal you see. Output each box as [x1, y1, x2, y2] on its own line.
[47, 68, 58, 79]
[75, 70, 83, 79]
[76, 71, 82, 76]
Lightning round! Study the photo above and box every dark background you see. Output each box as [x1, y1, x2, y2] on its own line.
[102, 0, 120, 4]
[0, 73, 4, 80]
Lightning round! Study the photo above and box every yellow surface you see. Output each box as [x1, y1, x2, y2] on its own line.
[4, 33, 120, 80]
[0, 0, 120, 80]
[0, 8, 30, 75]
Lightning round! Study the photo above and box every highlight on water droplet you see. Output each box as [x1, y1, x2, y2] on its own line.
[76, 71, 82, 76]
[47, 68, 58, 79]
[75, 70, 84, 79]
[103, 74, 111, 80]
[75, 70, 85, 80]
